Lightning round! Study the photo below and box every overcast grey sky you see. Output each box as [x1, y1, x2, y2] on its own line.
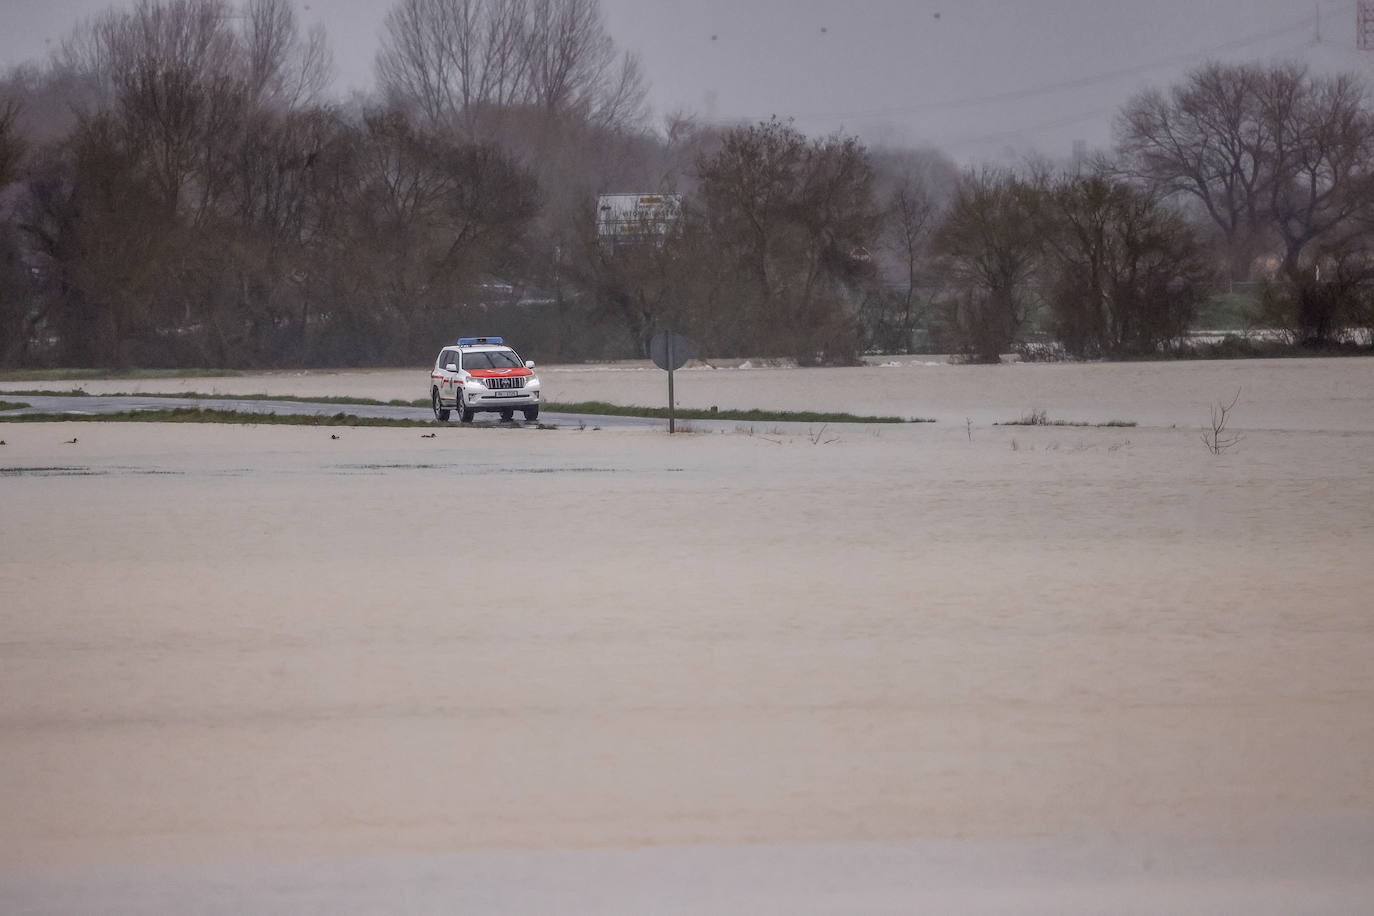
[3, 0, 1370, 161]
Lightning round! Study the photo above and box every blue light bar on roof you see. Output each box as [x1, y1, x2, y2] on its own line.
[457, 337, 502, 346]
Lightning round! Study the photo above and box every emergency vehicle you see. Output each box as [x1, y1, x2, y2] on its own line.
[430, 337, 541, 422]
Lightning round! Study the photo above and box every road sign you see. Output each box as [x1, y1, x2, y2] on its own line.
[650, 330, 692, 370]
[649, 330, 693, 432]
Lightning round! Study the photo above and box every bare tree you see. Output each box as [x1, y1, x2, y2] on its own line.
[62, 0, 243, 102]
[697, 118, 804, 316]
[1119, 62, 1374, 345]
[18, 111, 176, 367]
[695, 118, 879, 362]
[52, 0, 338, 224]
[1117, 62, 1274, 284]
[378, 0, 499, 127]
[1261, 70, 1374, 343]
[298, 110, 539, 357]
[0, 62, 101, 148]
[1201, 388, 1244, 454]
[524, 0, 643, 126]
[1032, 169, 1212, 357]
[241, 0, 332, 110]
[576, 210, 691, 356]
[932, 168, 1041, 363]
[0, 96, 33, 364]
[62, 0, 327, 113]
[376, 0, 645, 136]
[0, 97, 25, 187]
[861, 147, 957, 351]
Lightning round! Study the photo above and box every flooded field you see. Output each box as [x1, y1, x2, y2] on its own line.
[15, 354, 1374, 430]
[2, 357, 1373, 913]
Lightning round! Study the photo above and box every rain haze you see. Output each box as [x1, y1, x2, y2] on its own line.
[3, 0, 1374, 913]
[1, 0, 1365, 158]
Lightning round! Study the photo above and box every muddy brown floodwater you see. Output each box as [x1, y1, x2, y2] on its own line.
[2, 357, 1372, 913]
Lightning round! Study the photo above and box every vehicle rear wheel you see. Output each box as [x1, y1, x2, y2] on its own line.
[522, 407, 539, 422]
[432, 389, 450, 422]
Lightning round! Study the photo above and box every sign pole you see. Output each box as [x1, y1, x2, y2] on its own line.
[650, 329, 691, 435]
[667, 333, 676, 434]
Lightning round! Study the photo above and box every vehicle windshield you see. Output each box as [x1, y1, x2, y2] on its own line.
[464, 349, 523, 370]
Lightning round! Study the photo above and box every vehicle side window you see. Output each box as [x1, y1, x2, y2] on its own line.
[441, 349, 457, 369]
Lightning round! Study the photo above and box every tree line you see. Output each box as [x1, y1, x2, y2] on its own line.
[1, 0, 1372, 369]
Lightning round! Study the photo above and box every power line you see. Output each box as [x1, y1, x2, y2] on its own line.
[944, 107, 1118, 153]
[939, 37, 1319, 153]
[719, 10, 1324, 128]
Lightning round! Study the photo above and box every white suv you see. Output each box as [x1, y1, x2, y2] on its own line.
[430, 337, 541, 423]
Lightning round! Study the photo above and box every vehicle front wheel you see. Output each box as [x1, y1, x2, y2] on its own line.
[432, 390, 450, 422]
[458, 401, 475, 423]
[499, 409, 514, 422]
[522, 407, 539, 422]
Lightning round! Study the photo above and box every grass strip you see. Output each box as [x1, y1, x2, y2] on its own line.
[543, 401, 921, 423]
[0, 390, 926, 423]
[999, 420, 1137, 427]
[1, 389, 93, 397]
[137, 392, 883, 423]
[0, 401, 32, 411]
[997, 410, 1136, 428]
[0, 407, 451, 428]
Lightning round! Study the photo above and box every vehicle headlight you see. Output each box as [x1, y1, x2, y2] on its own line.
[525, 377, 540, 390]
[463, 377, 485, 388]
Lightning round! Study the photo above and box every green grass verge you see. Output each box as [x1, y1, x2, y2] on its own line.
[0, 401, 32, 411]
[999, 419, 1137, 427]
[0, 390, 926, 423]
[1, 389, 93, 397]
[997, 409, 1135, 428]
[58, 390, 924, 422]
[543, 401, 921, 423]
[0, 407, 454, 428]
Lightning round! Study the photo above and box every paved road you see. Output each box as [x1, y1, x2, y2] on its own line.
[0, 394, 691, 431]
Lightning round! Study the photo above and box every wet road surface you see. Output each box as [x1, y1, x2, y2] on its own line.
[0, 395, 667, 430]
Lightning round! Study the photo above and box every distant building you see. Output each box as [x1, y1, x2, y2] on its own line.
[596, 193, 682, 249]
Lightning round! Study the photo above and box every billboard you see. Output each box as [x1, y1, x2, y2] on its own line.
[596, 193, 682, 246]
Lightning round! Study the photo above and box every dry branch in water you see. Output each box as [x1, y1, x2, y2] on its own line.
[1202, 388, 1244, 454]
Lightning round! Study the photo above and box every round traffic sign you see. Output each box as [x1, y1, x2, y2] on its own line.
[650, 331, 693, 371]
